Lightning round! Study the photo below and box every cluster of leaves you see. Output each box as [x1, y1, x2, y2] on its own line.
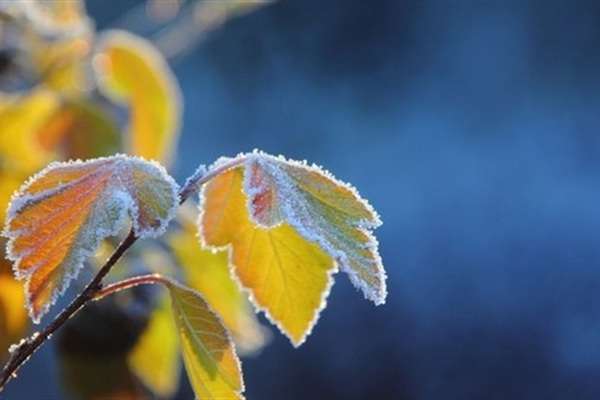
[0, 1, 387, 399]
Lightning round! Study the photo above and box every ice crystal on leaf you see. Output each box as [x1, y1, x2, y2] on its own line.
[3, 155, 179, 322]
[199, 151, 386, 346]
[244, 152, 387, 305]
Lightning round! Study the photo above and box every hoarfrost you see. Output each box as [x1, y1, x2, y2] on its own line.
[3, 154, 179, 323]
[243, 151, 387, 305]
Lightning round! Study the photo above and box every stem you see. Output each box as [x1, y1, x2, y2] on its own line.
[93, 273, 170, 301]
[0, 156, 246, 392]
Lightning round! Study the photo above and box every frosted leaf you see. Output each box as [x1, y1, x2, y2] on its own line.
[3, 155, 179, 322]
[198, 151, 386, 346]
[199, 167, 335, 346]
[243, 151, 387, 305]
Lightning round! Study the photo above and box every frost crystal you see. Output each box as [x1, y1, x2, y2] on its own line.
[243, 151, 387, 305]
[3, 154, 179, 323]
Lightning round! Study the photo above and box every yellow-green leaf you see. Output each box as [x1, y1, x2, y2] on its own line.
[4, 155, 179, 322]
[167, 281, 244, 400]
[128, 294, 180, 398]
[243, 151, 387, 305]
[170, 204, 268, 355]
[200, 167, 335, 346]
[94, 30, 182, 165]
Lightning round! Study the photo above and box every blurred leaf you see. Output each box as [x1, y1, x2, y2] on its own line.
[170, 204, 268, 355]
[199, 166, 334, 346]
[94, 30, 182, 165]
[0, 244, 27, 363]
[128, 294, 180, 398]
[0, 173, 26, 221]
[168, 281, 244, 400]
[0, 271, 27, 363]
[60, 354, 147, 400]
[36, 99, 121, 159]
[0, 90, 58, 174]
[4, 155, 179, 322]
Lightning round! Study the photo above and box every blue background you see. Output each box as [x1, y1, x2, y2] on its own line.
[7, 0, 600, 399]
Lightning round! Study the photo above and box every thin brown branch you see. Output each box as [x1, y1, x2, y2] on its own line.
[93, 273, 169, 301]
[0, 156, 246, 392]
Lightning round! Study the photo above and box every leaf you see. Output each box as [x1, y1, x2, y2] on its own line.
[200, 166, 335, 346]
[128, 294, 180, 398]
[243, 152, 387, 305]
[0, 244, 28, 363]
[0, 90, 58, 174]
[170, 204, 268, 355]
[3, 155, 179, 322]
[167, 280, 244, 400]
[0, 273, 27, 363]
[93, 30, 182, 165]
[36, 99, 121, 159]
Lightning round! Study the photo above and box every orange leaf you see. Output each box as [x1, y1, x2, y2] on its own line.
[3, 155, 178, 322]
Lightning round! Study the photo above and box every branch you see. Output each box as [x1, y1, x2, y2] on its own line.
[93, 273, 170, 301]
[0, 156, 245, 392]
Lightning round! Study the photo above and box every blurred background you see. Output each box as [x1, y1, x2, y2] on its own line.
[3, 0, 600, 399]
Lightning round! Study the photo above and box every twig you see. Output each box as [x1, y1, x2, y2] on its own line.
[0, 156, 246, 392]
[93, 273, 170, 301]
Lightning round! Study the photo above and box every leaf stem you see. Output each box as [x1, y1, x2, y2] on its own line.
[0, 156, 246, 392]
[93, 273, 169, 301]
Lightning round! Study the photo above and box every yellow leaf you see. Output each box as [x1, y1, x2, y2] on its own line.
[94, 30, 182, 165]
[0, 273, 27, 363]
[0, 174, 27, 222]
[170, 204, 268, 355]
[128, 295, 180, 398]
[200, 167, 335, 346]
[243, 152, 387, 305]
[168, 281, 244, 400]
[4, 155, 179, 322]
[0, 90, 58, 174]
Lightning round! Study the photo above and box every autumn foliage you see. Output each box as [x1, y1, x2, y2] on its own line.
[0, 1, 386, 399]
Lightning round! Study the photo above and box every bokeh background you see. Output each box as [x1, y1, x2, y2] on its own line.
[6, 0, 600, 398]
